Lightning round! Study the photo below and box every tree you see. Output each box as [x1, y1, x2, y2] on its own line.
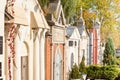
[61, 0, 78, 23]
[111, 29, 120, 48]
[61, 0, 120, 47]
[38, 0, 50, 15]
[38, 0, 50, 7]
[79, 54, 86, 74]
[78, 0, 120, 41]
[103, 37, 116, 65]
[70, 64, 81, 79]
[116, 58, 120, 67]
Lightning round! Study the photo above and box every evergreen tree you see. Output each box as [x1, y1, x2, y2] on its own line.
[79, 54, 86, 74]
[70, 64, 81, 79]
[103, 37, 116, 65]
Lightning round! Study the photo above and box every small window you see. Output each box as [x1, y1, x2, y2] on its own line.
[75, 41, 77, 46]
[69, 41, 73, 46]
[0, 37, 3, 54]
[0, 63, 1, 77]
[0, 78, 3, 80]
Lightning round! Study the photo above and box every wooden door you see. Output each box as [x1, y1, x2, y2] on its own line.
[21, 56, 28, 80]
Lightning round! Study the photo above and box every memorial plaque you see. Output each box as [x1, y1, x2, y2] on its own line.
[52, 27, 65, 43]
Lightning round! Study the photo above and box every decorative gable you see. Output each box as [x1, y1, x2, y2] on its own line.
[77, 7, 88, 38]
[93, 18, 101, 29]
[58, 13, 64, 25]
[46, 0, 66, 26]
[56, 6, 66, 25]
[5, 3, 28, 26]
[66, 26, 80, 39]
[71, 28, 80, 39]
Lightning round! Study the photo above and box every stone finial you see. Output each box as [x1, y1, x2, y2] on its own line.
[96, 10, 99, 22]
[80, 6, 83, 18]
[78, 6, 85, 25]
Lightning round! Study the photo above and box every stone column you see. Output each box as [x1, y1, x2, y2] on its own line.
[33, 28, 42, 80]
[14, 36, 21, 80]
[29, 30, 34, 80]
[40, 29, 47, 80]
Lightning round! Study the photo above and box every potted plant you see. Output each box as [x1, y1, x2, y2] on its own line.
[79, 55, 87, 80]
[70, 64, 81, 80]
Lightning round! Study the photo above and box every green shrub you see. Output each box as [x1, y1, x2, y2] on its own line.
[103, 65, 120, 80]
[86, 65, 120, 80]
[86, 65, 102, 79]
[70, 64, 81, 79]
[115, 71, 120, 80]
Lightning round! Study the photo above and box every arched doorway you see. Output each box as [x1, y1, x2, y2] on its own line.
[14, 34, 29, 80]
[54, 48, 62, 80]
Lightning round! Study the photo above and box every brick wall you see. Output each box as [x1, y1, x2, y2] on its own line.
[45, 36, 51, 80]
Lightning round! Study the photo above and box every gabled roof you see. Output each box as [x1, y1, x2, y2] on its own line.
[77, 26, 85, 35]
[76, 7, 86, 36]
[5, 5, 28, 26]
[93, 17, 101, 29]
[66, 26, 75, 37]
[46, 0, 66, 26]
[66, 26, 81, 39]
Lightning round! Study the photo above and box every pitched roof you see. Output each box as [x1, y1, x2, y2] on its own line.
[66, 26, 75, 37]
[93, 17, 101, 29]
[76, 7, 86, 35]
[77, 25, 85, 35]
[46, 0, 66, 25]
[77, 16, 86, 35]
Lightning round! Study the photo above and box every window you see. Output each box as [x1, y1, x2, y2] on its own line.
[0, 78, 3, 80]
[69, 41, 73, 46]
[0, 63, 1, 77]
[0, 37, 3, 54]
[75, 41, 77, 46]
